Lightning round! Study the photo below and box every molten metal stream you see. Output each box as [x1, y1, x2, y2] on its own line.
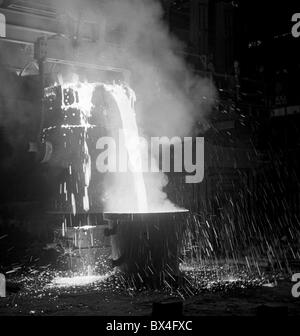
[104, 84, 148, 212]
[58, 78, 148, 214]
[52, 77, 150, 278]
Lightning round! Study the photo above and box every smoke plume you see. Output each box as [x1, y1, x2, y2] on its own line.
[55, 0, 216, 138]
[0, 0, 216, 212]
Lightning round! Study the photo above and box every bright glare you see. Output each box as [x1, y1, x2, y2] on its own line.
[57, 77, 149, 213]
[48, 273, 111, 288]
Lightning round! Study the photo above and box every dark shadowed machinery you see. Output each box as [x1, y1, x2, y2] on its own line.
[104, 211, 188, 287]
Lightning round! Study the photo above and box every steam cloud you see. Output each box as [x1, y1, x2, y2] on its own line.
[0, 0, 216, 212]
[54, 0, 216, 137]
[81, 0, 216, 212]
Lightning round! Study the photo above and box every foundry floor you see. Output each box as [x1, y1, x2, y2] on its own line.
[0, 279, 299, 316]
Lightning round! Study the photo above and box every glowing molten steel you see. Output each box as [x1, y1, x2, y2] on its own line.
[103, 84, 148, 212]
[57, 76, 149, 213]
[43, 76, 187, 285]
[46, 74, 183, 218]
[59, 77, 95, 213]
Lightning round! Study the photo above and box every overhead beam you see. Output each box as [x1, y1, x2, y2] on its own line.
[0, 6, 128, 78]
[0, 7, 103, 44]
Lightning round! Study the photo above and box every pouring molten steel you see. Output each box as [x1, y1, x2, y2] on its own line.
[42, 75, 187, 286]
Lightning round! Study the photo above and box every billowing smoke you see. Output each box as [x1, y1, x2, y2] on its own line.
[74, 0, 216, 212]
[54, 0, 216, 137]
[0, 0, 216, 213]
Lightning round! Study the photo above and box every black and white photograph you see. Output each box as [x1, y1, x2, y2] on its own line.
[0, 0, 299, 328]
